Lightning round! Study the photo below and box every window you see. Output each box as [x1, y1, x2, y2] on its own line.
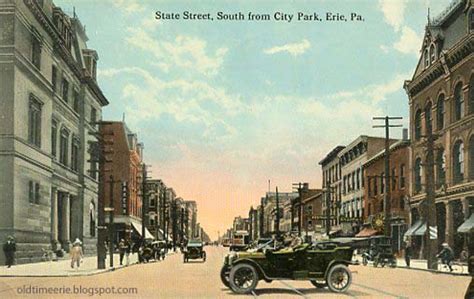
[436, 149, 446, 187]
[351, 172, 355, 191]
[356, 169, 360, 190]
[90, 160, 97, 180]
[453, 141, 464, 184]
[90, 107, 97, 125]
[62, 78, 69, 102]
[59, 128, 69, 166]
[31, 35, 41, 69]
[73, 90, 80, 113]
[425, 102, 432, 135]
[424, 48, 429, 68]
[150, 198, 156, 207]
[470, 137, 474, 179]
[28, 181, 40, 204]
[391, 168, 396, 191]
[368, 178, 372, 196]
[414, 109, 422, 140]
[400, 198, 405, 210]
[28, 96, 42, 147]
[470, 9, 474, 30]
[51, 120, 57, 157]
[380, 172, 384, 194]
[52, 66, 57, 92]
[89, 202, 96, 237]
[400, 164, 406, 189]
[429, 44, 436, 63]
[470, 76, 474, 114]
[454, 82, 464, 121]
[437, 94, 445, 130]
[71, 137, 79, 171]
[415, 158, 422, 193]
[374, 176, 378, 196]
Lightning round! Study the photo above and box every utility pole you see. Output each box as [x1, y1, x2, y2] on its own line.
[275, 187, 280, 237]
[141, 164, 148, 242]
[292, 182, 307, 236]
[89, 122, 114, 270]
[325, 180, 331, 237]
[373, 116, 403, 238]
[108, 175, 115, 268]
[424, 126, 438, 270]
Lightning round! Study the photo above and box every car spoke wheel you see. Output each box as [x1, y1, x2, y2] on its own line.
[229, 264, 259, 294]
[310, 280, 327, 288]
[327, 264, 352, 293]
[220, 266, 231, 288]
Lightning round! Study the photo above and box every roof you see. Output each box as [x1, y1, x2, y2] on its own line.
[363, 139, 410, 167]
[319, 145, 345, 165]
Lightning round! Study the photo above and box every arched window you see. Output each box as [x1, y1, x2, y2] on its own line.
[454, 82, 464, 121]
[436, 148, 446, 187]
[469, 136, 474, 179]
[414, 158, 422, 193]
[430, 44, 436, 63]
[437, 94, 445, 130]
[424, 48, 429, 68]
[425, 101, 432, 135]
[453, 141, 464, 184]
[415, 109, 422, 140]
[469, 76, 474, 114]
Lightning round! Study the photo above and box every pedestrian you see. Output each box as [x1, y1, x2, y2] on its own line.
[70, 238, 83, 269]
[125, 239, 131, 266]
[3, 235, 16, 268]
[118, 239, 126, 265]
[405, 241, 413, 267]
[437, 242, 454, 271]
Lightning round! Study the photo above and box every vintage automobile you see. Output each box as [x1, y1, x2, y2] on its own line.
[151, 240, 167, 261]
[183, 240, 206, 263]
[221, 239, 357, 294]
[361, 236, 396, 268]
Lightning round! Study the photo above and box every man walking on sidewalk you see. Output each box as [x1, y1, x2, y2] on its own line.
[119, 239, 127, 266]
[70, 239, 83, 269]
[3, 236, 16, 268]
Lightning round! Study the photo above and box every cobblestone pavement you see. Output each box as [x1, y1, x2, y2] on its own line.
[0, 246, 470, 298]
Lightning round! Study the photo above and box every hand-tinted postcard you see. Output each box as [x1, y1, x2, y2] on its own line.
[0, 0, 473, 298]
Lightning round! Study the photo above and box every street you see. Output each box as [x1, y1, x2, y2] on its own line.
[0, 246, 470, 298]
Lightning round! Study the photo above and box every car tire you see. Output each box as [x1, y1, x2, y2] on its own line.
[310, 280, 327, 288]
[220, 266, 231, 288]
[362, 256, 368, 266]
[327, 264, 352, 293]
[229, 263, 259, 294]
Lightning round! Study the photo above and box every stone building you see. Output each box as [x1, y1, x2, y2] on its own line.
[338, 136, 391, 235]
[99, 121, 150, 245]
[319, 146, 345, 233]
[0, 0, 108, 264]
[362, 139, 410, 252]
[262, 191, 299, 235]
[404, 0, 474, 257]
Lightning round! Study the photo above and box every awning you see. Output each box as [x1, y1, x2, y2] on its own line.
[131, 222, 155, 240]
[404, 220, 425, 237]
[458, 214, 474, 233]
[413, 222, 427, 236]
[355, 227, 379, 238]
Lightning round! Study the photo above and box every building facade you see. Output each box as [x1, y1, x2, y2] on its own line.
[0, 0, 108, 264]
[363, 139, 410, 252]
[338, 136, 389, 235]
[301, 190, 323, 242]
[404, 0, 474, 257]
[319, 146, 345, 233]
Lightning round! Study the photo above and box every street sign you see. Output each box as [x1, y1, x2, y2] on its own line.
[429, 226, 438, 239]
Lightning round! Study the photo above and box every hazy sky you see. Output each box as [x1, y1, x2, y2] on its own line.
[56, 0, 452, 239]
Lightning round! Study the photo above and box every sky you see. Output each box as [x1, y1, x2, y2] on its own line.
[55, 0, 453, 240]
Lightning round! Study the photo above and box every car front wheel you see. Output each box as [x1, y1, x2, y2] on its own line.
[327, 264, 352, 293]
[229, 263, 259, 294]
[220, 265, 230, 288]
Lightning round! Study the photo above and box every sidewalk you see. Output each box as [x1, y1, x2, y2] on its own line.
[0, 253, 141, 277]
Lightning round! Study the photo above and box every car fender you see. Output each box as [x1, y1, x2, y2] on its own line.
[232, 258, 269, 280]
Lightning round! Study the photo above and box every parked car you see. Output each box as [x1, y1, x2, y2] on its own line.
[361, 236, 396, 268]
[183, 240, 206, 263]
[221, 239, 358, 294]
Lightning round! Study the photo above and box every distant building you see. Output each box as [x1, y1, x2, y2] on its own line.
[262, 191, 299, 235]
[301, 190, 324, 242]
[146, 179, 167, 240]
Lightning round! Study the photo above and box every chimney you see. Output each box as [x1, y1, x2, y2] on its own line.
[402, 128, 409, 141]
[303, 183, 309, 191]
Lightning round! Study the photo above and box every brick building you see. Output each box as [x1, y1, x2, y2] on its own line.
[301, 190, 323, 242]
[404, 0, 474, 258]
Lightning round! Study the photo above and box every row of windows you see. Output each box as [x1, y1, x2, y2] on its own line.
[414, 137, 474, 193]
[52, 65, 81, 114]
[323, 163, 341, 185]
[414, 77, 474, 141]
[342, 168, 364, 194]
[51, 121, 80, 171]
[367, 164, 406, 197]
[340, 142, 367, 166]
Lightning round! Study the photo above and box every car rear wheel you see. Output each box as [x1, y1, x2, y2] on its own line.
[327, 264, 352, 293]
[220, 266, 230, 288]
[310, 280, 327, 288]
[229, 263, 259, 294]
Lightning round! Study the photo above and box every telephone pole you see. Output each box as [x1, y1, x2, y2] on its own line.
[424, 127, 438, 270]
[107, 175, 115, 268]
[275, 187, 280, 237]
[373, 116, 402, 237]
[325, 180, 331, 237]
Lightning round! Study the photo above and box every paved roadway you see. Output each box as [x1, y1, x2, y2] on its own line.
[0, 246, 471, 298]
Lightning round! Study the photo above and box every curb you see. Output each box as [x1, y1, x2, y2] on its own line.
[0, 253, 174, 278]
[396, 265, 470, 277]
